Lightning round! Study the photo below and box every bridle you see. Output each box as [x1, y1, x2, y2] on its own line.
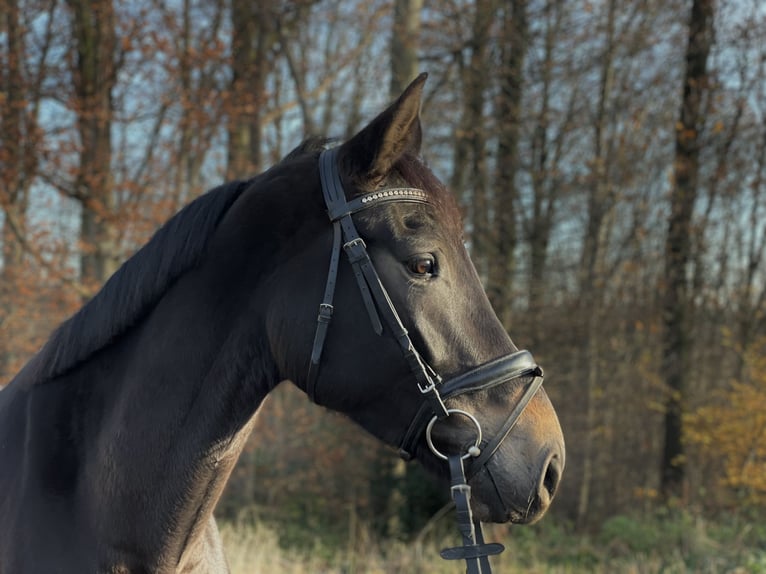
[307, 147, 545, 573]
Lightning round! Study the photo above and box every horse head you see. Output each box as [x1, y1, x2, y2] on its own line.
[266, 75, 564, 525]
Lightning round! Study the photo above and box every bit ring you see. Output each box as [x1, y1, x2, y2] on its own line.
[425, 409, 483, 461]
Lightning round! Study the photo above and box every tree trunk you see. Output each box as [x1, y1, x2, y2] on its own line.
[525, 0, 561, 345]
[576, 0, 617, 526]
[227, 0, 273, 178]
[174, 0, 194, 205]
[67, 0, 119, 288]
[1, 0, 27, 272]
[661, 0, 714, 500]
[487, 0, 526, 328]
[390, 0, 423, 96]
[0, 0, 25, 379]
[465, 0, 495, 280]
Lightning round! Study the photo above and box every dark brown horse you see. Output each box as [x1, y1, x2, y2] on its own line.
[0, 76, 563, 573]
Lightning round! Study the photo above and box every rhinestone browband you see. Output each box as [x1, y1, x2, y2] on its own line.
[360, 188, 428, 204]
[327, 187, 430, 222]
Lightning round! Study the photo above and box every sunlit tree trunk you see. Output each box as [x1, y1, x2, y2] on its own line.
[661, 0, 714, 501]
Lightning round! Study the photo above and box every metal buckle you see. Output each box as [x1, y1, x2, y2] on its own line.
[419, 377, 449, 418]
[317, 303, 333, 322]
[343, 237, 367, 263]
[450, 483, 472, 498]
[344, 237, 366, 249]
[418, 379, 437, 394]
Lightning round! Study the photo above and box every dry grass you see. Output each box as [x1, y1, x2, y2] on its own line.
[219, 520, 520, 574]
[219, 514, 766, 574]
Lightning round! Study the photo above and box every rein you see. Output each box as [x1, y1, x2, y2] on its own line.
[308, 147, 545, 573]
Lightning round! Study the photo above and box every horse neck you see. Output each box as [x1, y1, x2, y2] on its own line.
[68, 239, 279, 564]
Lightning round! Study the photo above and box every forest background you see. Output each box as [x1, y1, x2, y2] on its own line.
[2, 0, 766, 571]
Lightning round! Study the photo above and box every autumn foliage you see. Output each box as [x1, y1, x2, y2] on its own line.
[687, 337, 766, 505]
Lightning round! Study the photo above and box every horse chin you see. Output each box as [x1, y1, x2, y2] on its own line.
[469, 465, 544, 525]
[471, 499, 543, 525]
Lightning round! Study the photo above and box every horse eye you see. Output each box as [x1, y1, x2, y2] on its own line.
[408, 255, 436, 276]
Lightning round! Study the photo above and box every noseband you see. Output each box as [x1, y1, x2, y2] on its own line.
[308, 148, 545, 573]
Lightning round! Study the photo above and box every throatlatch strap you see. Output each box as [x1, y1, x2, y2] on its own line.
[307, 221, 342, 401]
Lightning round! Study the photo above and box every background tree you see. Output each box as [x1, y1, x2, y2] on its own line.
[486, 0, 526, 328]
[1, 0, 33, 376]
[66, 0, 120, 287]
[390, 0, 422, 95]
[661, 0, 715, 501]
[226, 0, 273, 178]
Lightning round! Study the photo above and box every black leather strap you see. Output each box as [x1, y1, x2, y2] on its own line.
[438, 350, 540, 398]
[440, 456, 504, 573]
[319, 148, 348, 219]
[343, 237, 384, 334]
[307, 221, 342, 402]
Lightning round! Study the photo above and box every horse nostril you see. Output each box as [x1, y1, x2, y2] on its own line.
[541, 453, 562, 500]
[523, 453, 562, 522]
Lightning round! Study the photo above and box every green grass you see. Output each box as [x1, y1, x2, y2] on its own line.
[219, 510, 766, 573]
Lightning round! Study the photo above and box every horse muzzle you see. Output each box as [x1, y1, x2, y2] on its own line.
[470, 446, 564, 524]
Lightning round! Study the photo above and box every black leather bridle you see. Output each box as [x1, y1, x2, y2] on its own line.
[307, 147, 545, 573]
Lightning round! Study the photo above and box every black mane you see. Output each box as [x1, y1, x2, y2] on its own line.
[23, 138, 456, 386]
[31, 180, 250, 383]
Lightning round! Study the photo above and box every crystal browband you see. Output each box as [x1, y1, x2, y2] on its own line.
[360, 188, 428, 204]
[326, 187, 430, 222]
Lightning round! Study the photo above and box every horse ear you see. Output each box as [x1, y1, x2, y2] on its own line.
[339, 73, 427, 187]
